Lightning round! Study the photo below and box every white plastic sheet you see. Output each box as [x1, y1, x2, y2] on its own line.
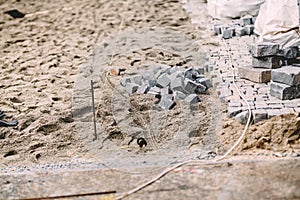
[207, 0, 265, 19]
[254, 0, 300, 48]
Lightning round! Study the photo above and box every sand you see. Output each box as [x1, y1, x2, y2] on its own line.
[0, 0, 299, 169]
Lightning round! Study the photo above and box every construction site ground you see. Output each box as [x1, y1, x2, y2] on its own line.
[0, 0, 299, 199]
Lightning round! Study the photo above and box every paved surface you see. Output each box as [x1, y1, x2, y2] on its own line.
[183, 0, 300, 124]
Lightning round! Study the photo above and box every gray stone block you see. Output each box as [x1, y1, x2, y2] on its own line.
[183, 79, 198, 93]
[244, 25, 254, 35]
[166, 66, 181, 75]
[222, 28, 234, 39]
[141, 71, 155, 81]
[193, 66, 205, 75]
[147, 86, 161, 95]
[235, 110, 251, 124]
[173, 91, 186, 100]
[248, 42, 279, 57]
[194, 83, 207, 94]
[120, 77, 132, 87]
[252, 109, 268, 124]
[252, 56, 283, 69]
[280, 46, 299, 59]
[235, 27, 246, 37]
[157, 95, 175, 110]
[196, 78, 212, 88]
[270, 81, 300, 100]
[271, 66, 300, 86]
[132, 74, 143, 85]
[136, 84, 150, 94]
[238, 65, 271, 83]
[156, 73, 171, 88]
[214, 24, 222, 35]
[240, 17, 252, 26]
[125, 83, 139, 94]
[170, 77, 186, 93]
[184, 94, 200, 104]
[160, 87, 171, 95]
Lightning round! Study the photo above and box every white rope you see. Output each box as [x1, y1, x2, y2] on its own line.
[216, 38, 252, 161]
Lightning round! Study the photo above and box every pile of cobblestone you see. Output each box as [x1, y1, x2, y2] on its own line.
[120, 65, 211, 110]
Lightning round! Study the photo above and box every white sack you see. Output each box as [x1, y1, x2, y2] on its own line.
[207, 0, 265, 19]
[254, 0, 300, 48]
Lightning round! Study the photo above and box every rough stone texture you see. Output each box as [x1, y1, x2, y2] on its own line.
[244, 25, 254, 35]
[173, 91, 186, 100]
[222, 28, 233, 39]
[184, 94, 200, 104]
[125, 83, 139, 94]
[235, 27, 246, 37]
[248, 42, 279, 57]
[156, 73, 171, 88]
[240, 17, 252, 26]
[183, 79, 198, 93]
[214, 24, 222, 35]
[157, 95, 175, 110]
[252, 56, 283, 69]
[270, 81, 300, 100]
[235, 110, 251, 124]
[148, 86, 161, 95]
[271, 66, 300, 86]
[227, 107, 245, 118]
[280, 46, 299, 59]
[120, 77, 132, 87]
[196, 77, 212, 88]
[136, 84, 150, 94]
[238, 65, 271, 83]
[252, 109, 268, 124]
[170, 77, 185, 93]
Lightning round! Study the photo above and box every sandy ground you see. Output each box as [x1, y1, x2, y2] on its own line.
[0, 0, 300, 199]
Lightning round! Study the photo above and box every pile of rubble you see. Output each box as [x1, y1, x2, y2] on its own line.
[120, 65, 211, 110]
[213, 16, 256, 39]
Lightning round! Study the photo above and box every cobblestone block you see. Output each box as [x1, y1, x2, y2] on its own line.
[196, 78, 212, 88]
[238, 65, 271, 83]
[195, 83, 207, 94]
[147, 86, 161, 95]
[184, 94, 200, 104]
[157, 95, 175, 110]
[235, 110, 251, 124]
[235, 27, 246, 37]
[173, 91, 186, 100]
[255, 101, 268, 109]
[240, 17, 252, 26]
[248, 42, 279, 57]
[120, 77, 132, 87]
[252, 109, 268, 124]
[244, 25, 254, 35]
[270, 81, 300, 100]
[166, 66, 181, 75]
[160, 87, 171, 95]
[125, 83, 139, 94]
[183, 79, 198, 93]
[170, 77, 186, 94]
[136, 84, 150, 94]
[271, 66, 300, 86]
[214, 24, 222, 35]
[222, 28, 234, 39]
[132, 74, 143, 85]
[279, 46, 299, 59]
[156, 74, 171, 88]
[252, 56, 283, 69]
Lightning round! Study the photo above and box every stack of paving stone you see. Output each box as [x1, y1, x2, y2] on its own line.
[213, 16, 256, 39]
[238, 42, 283, 83]
[270, 65, 300, 100]
[120, 65, 211, 110]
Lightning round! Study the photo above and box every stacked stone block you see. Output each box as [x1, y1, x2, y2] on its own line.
[213, 16, 256, 39]
[120, 65, 211, 110]
[270, 66, 300, 100]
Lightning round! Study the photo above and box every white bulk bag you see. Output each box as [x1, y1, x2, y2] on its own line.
[207, 0, 265, 19]
[254, 0, 300, 48]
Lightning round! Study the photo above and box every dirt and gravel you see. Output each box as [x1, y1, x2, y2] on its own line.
[0, 0, 299, 199]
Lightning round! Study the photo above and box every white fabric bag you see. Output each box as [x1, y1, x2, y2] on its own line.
[207, 0, 265, 19]
[254, 0, 300, 48]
